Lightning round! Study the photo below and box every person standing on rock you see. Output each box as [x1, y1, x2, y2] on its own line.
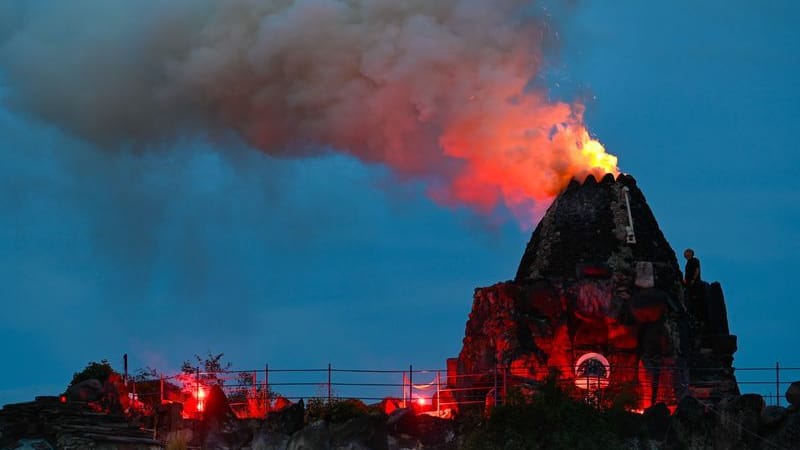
[683, 248, 701, 288]
[683, 249, 705, 322]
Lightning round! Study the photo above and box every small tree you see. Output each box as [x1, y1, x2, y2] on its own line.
[178, 352, 275, 418]
[70, 359, 116, 386]
[181, 352, 232, 386]
[133, 366, 162, 382]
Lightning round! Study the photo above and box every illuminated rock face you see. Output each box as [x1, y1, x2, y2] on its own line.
[450, 174, 739, 410]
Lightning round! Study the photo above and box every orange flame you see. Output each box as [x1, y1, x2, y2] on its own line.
[438, 98, 618, 225]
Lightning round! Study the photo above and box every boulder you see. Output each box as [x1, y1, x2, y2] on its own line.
[287, 420, 330, 450]
[411, 414, 456, 447]
[267, 399, 305, 435]
[670, 396, 709, 447]
[202, 385, 252, 449]
[760, 405, 787, 427]
[386, 408, 414, 436]
[251, 429, 290, 450]
[0, 396, 160, 449]
[102, 373, 130, 413]
[705, 282, 731, 334]
[377, 398, 403, 416]
[766, 412, 800, 449]
[273, 396, 293, 411]
[642, 402, 671, 439]
[386, 408, 453, 447]
[331, 414, 388, 450]
[65, 379, 103, 403]
[786, 381, 800, 407]
[717, 394, 764, 449]
[732, 393, 766, 413]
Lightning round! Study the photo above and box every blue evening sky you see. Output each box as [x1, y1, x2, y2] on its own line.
[1, 1, 798, 404]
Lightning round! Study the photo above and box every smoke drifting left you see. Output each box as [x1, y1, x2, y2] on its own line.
[0, 0, 617, 223]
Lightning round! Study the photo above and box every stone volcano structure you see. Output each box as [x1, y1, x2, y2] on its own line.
[446, 173, 739, 410]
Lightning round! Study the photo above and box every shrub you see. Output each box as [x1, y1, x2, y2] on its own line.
[305, 398, 369, 424]
[70, 359, 116, 386]
[461, 379, 633, 450]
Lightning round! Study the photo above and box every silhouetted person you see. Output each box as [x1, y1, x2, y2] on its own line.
[683, 248, 701, 287]
[683, 248, 704, 319]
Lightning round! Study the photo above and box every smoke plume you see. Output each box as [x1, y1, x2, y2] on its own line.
[0, 0, 617, 222]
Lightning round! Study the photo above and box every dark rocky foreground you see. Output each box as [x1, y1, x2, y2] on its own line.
[0, 390, 459, 450]
[2, 381, 800, 449]
[0, 396, 160, 449]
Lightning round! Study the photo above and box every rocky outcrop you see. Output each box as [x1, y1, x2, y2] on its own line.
[669, 390, 800, 449]
[449, 174, 739, 410]
[786, 381, 800, 407]
[0, 396, 160, 449]
[199, 385, 253, 449]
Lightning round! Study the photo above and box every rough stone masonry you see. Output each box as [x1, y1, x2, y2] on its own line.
[447, 173, 739, 411]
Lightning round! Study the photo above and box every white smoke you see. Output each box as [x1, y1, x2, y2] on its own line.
[0, 0, 614, 219]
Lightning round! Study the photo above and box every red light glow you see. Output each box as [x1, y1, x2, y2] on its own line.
[196, 386, 207, 412]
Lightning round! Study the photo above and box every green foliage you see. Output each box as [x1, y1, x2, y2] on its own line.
[181, 352, 233, 386]
[305, 398, 370, 424]
[70, 359, 116, 386]
[228, 371, 274, 405]
[181, 352, 232, 375]
[461, 379, 642, 450]
[133, 366, 162, 382]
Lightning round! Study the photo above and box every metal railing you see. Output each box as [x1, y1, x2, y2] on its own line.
[733, 363, 800, 407]
[127, 362, 799, 417]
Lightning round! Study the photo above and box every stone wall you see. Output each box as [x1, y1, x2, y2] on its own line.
[450, 174, 739, 410]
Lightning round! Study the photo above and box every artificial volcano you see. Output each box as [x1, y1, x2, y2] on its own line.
[445, 173, 739, 411]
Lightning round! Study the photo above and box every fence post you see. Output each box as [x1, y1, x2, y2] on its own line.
[402, 371, 406, 408]
[409, 365, 413, 405]
[436, 371, 441, 415]
[265, 364, 270, 415]
[776, 361, 781, 407]
[328, 363, 332, 403]
[251, 370, 257, 403]
[196, 367, 200, 417]
[493, 364, 498, 407]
